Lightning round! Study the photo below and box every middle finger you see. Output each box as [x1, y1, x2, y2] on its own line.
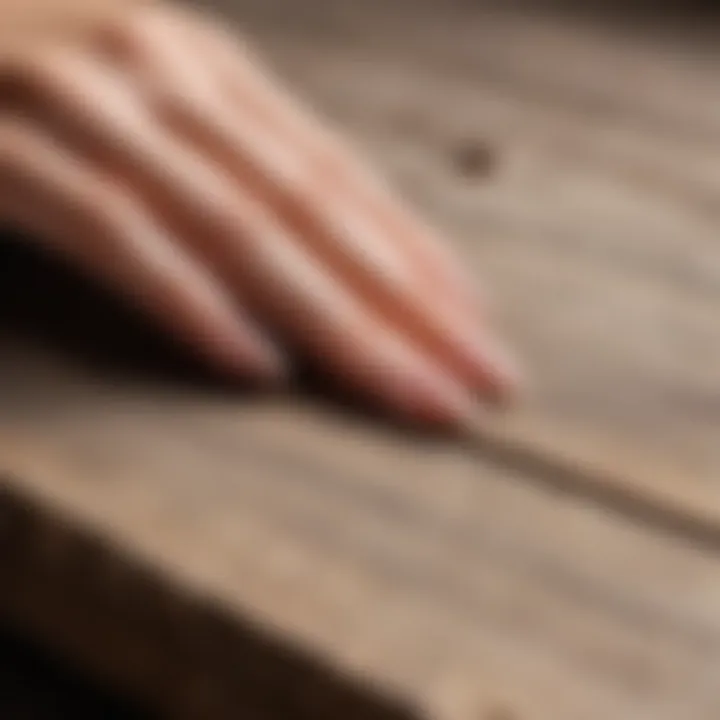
[105, 14, 516, 401]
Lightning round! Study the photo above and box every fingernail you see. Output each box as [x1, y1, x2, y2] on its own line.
[410, 370, 484, 432]
[471, 332, 524, 404]
[212, 335, 289, 386]
[457, 403, 494, 440]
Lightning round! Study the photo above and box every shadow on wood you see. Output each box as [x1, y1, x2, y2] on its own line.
[0, 231, 451, 439]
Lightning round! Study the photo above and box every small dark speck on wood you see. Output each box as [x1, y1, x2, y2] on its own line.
[452, 139, 497, 179]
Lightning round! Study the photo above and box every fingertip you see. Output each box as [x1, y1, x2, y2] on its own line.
[391, 364, 481, 433]
[488, 338, 525, 403]
[205, 331, 289, 387]
[462, 328, 525, 406]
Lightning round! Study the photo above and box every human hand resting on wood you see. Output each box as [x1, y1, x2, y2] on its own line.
[0, 2, 519, 428]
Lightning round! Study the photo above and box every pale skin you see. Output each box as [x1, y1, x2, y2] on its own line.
[0, 1, 520, 429]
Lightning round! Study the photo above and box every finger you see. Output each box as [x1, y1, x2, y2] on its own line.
[181, 11, 484, 313]
[7, 52, 478, 426]
[0, 116, 286, 383]
[103, 16, 517, 401]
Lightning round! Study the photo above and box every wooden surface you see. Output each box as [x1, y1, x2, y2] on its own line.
[0, 623, 146, 718]
[2, 1, 720, 718]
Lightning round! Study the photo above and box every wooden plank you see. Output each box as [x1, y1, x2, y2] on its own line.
[2, 344, 720, 719]
[2, 1, 720, 718]
[3, 350, 720, 718]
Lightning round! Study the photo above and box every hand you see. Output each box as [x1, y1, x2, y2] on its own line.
[0, 4, 518, 428]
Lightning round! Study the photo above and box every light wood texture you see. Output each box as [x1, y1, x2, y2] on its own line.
[2, 1, 720, 718]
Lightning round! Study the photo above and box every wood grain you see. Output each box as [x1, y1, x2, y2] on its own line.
[2, 1, 720, 718]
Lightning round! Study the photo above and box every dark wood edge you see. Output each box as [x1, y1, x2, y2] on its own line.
[0, 477, 422, 720]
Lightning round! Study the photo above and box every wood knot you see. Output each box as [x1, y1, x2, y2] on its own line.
[451, 139, 496, 179]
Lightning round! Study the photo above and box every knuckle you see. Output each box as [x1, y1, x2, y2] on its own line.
[1, 46, 82, 107]
[149, 74, 210, 123]
[156, 77, 200, 114]
[100, 5, 182, 56]
[99, 10, 196, 112]
[101, 10, 152, 53]
[0, 50, 52, 103]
